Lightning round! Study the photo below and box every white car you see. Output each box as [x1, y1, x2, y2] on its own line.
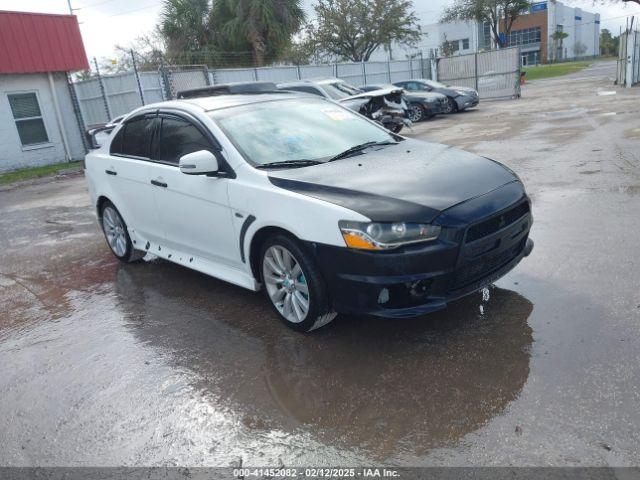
[85, 92, 533, 332]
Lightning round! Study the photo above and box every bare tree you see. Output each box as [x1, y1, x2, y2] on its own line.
[441, 0, 532, 49]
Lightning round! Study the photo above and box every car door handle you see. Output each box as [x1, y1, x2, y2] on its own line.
[150, 179, 168, 188]
[105, 169, 117, 176]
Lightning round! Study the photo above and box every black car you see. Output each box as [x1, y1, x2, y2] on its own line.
[360, 84, 448, 122]
[394, 79, 479, 113]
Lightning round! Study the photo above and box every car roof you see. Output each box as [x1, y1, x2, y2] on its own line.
[395, 79, 428, 83]
[134, 92, 308, 114]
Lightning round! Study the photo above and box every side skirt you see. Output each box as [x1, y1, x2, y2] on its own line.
[129, 230, 260, 292]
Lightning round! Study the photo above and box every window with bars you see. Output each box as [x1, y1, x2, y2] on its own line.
[7, 92, 49, 147]
[506, 27, 542, 47]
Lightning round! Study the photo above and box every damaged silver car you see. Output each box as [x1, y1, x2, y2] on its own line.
[278, 79, 410, 133]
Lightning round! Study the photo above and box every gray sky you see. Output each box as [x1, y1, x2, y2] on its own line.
[0, 0, 638, 61]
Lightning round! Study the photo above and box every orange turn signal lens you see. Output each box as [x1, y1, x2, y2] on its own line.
[341, 231, 382, 250]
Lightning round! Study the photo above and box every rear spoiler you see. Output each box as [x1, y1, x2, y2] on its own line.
[85, 125, 114, 150]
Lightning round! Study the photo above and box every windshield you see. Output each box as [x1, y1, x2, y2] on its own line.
[423, 79, 449, 89]
[209, 98, 394, 167]
[319, 81, 362, 100]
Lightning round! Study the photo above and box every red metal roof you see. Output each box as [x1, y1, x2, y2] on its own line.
[0, 10, 89, 74]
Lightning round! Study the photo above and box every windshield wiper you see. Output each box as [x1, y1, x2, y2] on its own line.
[255, 159, 323, 170]
[328, 141, 399, 162]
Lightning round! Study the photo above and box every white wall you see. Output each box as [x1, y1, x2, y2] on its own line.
[368, 20, 480, 61]
[548, 0, 601, 60]
[0, 73, 85, 173]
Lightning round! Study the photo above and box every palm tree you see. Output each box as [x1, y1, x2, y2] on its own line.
[212, 0, 305, 67]
[160, 0, 213, 63]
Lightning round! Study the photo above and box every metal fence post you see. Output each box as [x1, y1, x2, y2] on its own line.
[158, 59, 172, 100]
[474, 52, 479, 91]
[253, 67, 259, 81]
[334, 61, 338, 78]
[387, 60, 391, 82]
[66, 73, 90, 153]
[296, 64, 302, 80]
[204, 66, 212, 86]
[93, 57, 112, 121]
[409, 57, 413, 78]
[361, 61, 367, 84]
[130, 50, 145, 106]
[419, 52, 424, 78]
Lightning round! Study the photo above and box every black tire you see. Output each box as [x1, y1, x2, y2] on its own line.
[260, 234, 337, 332]
[407, 103, 425, 122]
[99, 200, 145, 263]
[390, 124, 404, 134]
[444, 97, 458, 114]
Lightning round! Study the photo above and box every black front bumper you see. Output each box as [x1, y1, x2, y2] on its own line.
[307, 194, 533, 318]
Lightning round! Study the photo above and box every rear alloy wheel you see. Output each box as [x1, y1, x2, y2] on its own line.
[407, 103, 425, 122]
[261, 235, 336, 332]
[100, 201, 145, 263]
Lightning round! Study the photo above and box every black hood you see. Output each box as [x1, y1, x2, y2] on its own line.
[268, 139, 521, 223]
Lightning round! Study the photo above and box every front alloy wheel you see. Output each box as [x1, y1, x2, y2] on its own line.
[444, 97, 458, 114]
[407, 103, 425, 122]
[263, 245, 310, 324]
[260, 235, 336, 332]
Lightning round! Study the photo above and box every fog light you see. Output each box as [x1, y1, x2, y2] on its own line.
[408, 279, 431, 298]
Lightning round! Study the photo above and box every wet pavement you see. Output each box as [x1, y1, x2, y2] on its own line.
[1, 61, 639, 467]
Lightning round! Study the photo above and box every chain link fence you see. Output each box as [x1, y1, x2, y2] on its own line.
[72, 49, 520, 132]
[72, 53, 433, 129]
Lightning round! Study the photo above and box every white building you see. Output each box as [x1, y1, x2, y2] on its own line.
[546, 1, 601, 60]
[0, 11, 88, 173]
[367, 0, 600, 64]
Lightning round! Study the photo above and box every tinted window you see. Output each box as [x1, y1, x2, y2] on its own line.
[158, 117, 213, 165]
[111, 116, 155, 157]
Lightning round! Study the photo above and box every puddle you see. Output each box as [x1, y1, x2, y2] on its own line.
[545, 107, 588, 119]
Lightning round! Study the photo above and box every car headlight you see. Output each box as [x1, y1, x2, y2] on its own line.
[339, 220, 441, 250]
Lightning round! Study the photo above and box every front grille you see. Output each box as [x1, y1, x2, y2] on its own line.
[453, 238, 526, 289]
[466, 202, 529, 243]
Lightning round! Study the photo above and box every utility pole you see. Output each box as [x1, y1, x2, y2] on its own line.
[67, 0, 73, 14]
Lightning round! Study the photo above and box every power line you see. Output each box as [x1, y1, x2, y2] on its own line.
[104, 2, 161, 17]
[77, 0, 162, 22]
[76, 0, 121, 8]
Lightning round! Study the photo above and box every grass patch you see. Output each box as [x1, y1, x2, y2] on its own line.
[0, 160, 83, 186]
[523, 61, 592, 81]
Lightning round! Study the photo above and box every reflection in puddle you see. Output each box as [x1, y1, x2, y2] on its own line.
[0, 252, 534, 462]
[113, 261, 534, 458]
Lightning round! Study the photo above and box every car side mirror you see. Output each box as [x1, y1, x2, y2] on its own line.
[179, 150, 219, 176]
